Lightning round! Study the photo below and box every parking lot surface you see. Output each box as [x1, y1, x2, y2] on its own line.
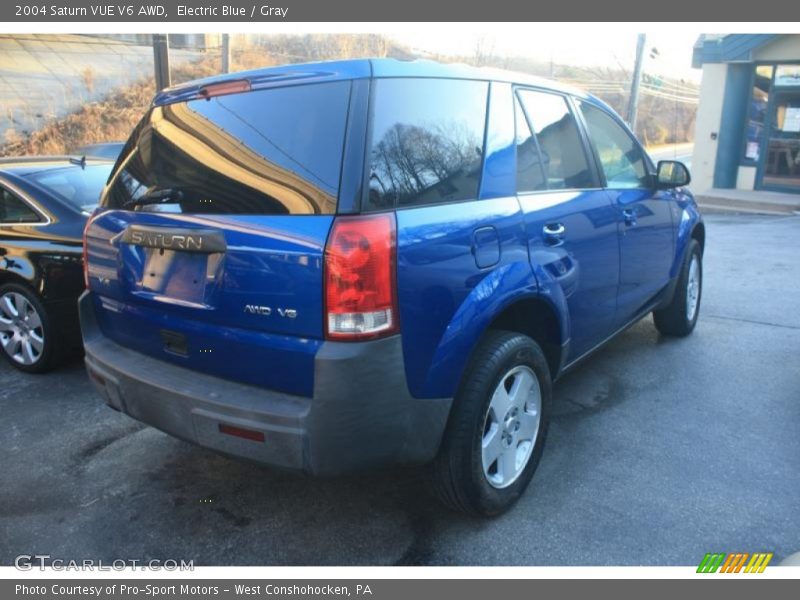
[1, 213, 798, 566]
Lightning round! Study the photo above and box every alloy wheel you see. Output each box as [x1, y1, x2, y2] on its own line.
[481, 365, 542, 489]
[0, 292, 45, 365]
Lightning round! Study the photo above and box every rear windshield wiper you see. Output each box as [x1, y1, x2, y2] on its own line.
[69, 155, 87, 169]
[122, 188, 184, 209]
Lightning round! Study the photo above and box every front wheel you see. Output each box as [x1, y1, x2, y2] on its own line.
[653, 239, 702, 337]
[429, 330, 551, 516]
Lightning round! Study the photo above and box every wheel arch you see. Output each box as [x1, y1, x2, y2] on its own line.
[485, 296, 564, 379]
[413, 261, 570, 399]
[670, 203, 704, 279]
[691, 220, 706, 255]
[444, 291, 568, 401]
[0, 267, 41, 295]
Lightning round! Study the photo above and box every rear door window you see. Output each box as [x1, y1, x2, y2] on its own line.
[105, 81, 351, 215]
[516, 89, 595, 190]
[366, 78, 488, 209]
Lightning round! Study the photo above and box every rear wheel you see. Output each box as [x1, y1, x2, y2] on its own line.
[0, 283, 60, 373]
[430, 330, 551, 516]
[653, 239, 702, 337]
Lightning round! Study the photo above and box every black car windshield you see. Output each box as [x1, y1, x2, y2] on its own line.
[24, 163, 112, 212]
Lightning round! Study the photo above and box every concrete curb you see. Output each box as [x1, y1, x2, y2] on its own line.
[695, 192, 800, 216]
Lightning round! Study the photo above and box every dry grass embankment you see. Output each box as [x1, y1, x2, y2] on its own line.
[0, 34, 395, 157]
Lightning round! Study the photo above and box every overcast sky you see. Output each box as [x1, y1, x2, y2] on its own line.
[392, 29, 703, 83]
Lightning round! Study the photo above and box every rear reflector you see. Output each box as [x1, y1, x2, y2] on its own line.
[218, 423, 265, 443]
[324, 213, 398, 340]
[199, 80, 251, 100]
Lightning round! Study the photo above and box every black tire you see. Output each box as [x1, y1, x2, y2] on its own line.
[653, 239, 702, 337]
[429, 330, 551, 516]
[0, 282, 61, 373]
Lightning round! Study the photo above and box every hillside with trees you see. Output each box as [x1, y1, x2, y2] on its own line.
[0, 33, 697, 157]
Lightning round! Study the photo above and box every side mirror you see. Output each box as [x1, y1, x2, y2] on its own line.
[656, 160, 691, 189]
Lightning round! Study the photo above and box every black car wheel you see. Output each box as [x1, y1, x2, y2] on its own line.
[0, 283, 59, 373]
[429, 330, 551, 516]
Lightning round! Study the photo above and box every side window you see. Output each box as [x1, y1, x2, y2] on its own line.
[367, 78, 488, 209]
[0, 188, 40, 223]
[517, 89, 594, 190]
[579, 101, 650, 189]
[515, 98, 546, 193]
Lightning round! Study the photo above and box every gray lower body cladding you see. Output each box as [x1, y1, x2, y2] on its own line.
[79, 291, 452, 476]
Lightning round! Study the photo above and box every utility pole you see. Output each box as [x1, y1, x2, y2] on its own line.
[222, 33, 231, 74]
[152, 34, 171, 92]
[626, 33, 646, 134]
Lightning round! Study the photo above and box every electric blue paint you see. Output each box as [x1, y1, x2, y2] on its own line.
[85, 211, 332, 397]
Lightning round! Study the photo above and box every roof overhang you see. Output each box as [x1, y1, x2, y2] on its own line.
[692, 34, 782, 68]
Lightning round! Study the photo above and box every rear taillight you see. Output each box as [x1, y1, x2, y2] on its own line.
[324, 213, 398, 340]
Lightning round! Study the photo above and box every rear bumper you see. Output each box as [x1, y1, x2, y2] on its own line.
[79, 291, 452, 476]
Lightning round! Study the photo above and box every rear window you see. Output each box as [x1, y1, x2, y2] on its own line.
[25, 164, 112, 212]
[366, 78, 488, 210]
[104, 81, 351, 215]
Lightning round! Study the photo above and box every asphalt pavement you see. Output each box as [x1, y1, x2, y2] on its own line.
[1, 213, 798, 566]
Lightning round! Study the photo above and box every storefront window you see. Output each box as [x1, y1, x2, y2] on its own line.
[774, 65, 800, 87]
[762, 82, 800, 190]
[744, 65, 773, 162]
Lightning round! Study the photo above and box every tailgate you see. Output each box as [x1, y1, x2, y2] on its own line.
[84, 75, 355, 396]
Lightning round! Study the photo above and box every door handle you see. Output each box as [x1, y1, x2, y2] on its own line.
[622, 208, 637, 226]
[543, 223, 566, 246]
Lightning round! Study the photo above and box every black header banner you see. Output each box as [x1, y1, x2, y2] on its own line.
[3, 0, 800, 22]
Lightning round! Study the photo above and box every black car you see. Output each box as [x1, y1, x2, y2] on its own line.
[0, 156, 113, 372]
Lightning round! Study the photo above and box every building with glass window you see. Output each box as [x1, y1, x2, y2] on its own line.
[692, 34, 800, 198]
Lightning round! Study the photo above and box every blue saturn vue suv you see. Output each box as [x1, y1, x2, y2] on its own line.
[81, 59, 704, 516]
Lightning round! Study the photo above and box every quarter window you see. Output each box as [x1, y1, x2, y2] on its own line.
[515, 99, 547, 193]
[579, 101, 650, 189]
[367, 78, 488, 209]
[516, 89, 594, 190]
[0, 189, 40, 223]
